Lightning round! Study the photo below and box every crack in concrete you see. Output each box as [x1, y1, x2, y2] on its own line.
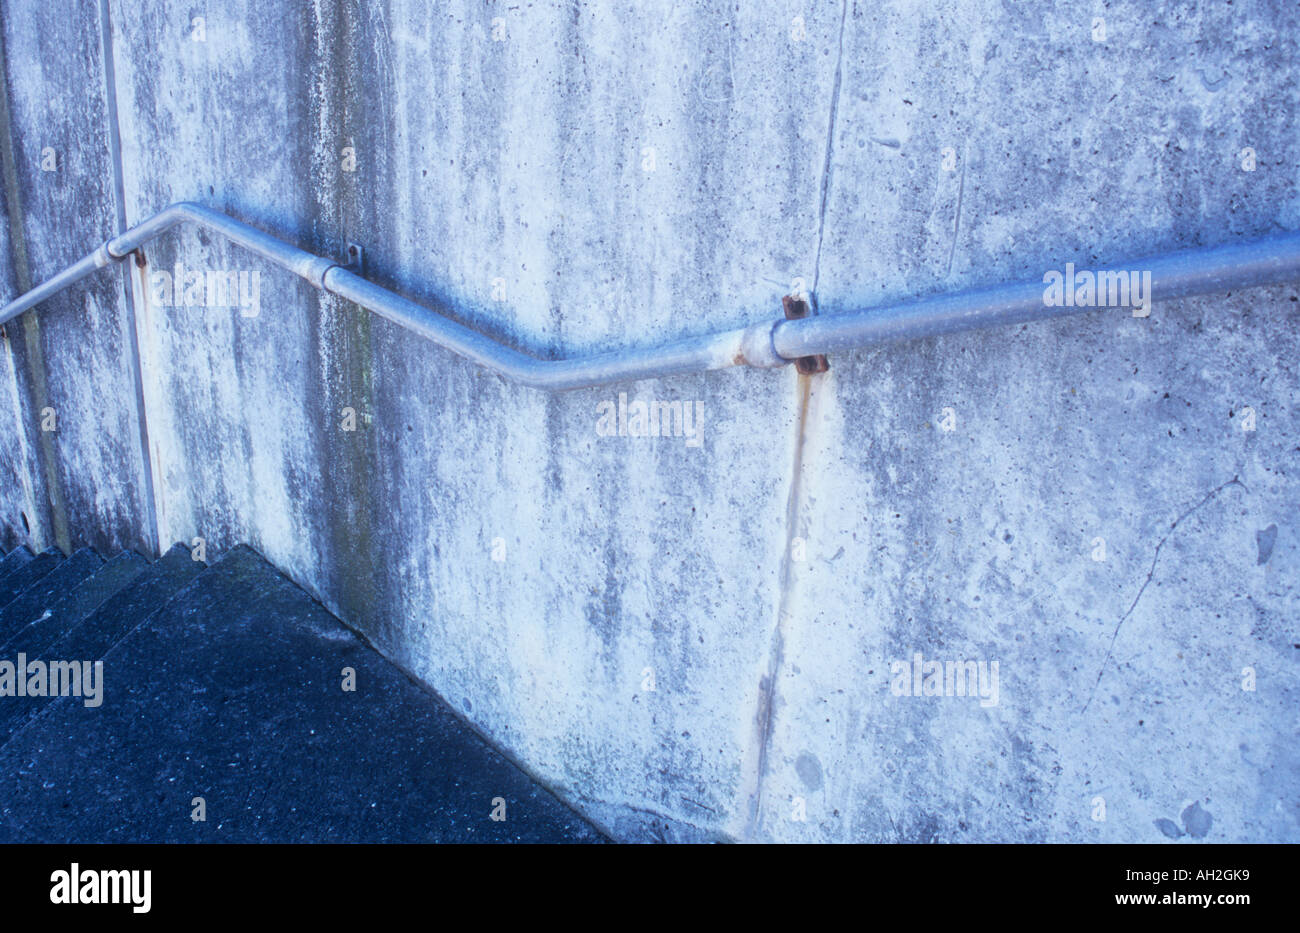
[945, 140, 968, 277]
[811, 0, 848, 295]
[743, 373, 816, 840]
[1082, 476, 1246, 713]
[740, 7, 847, 840]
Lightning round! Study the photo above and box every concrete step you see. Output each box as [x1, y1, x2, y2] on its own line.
[0, 549, 156, 743]
[0, 548, 103, 646]
[40, 550, 150, 640]
[0, 544, 602, 843]
[11, 544, 199, 672]
[0, 549, 63, 609]
[0, 547, 34, 587]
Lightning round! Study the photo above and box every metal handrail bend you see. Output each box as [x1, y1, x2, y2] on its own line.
[3, 202, 1298, 389]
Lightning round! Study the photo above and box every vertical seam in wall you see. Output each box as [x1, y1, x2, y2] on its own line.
[743, 372, 815, 840]
[742, 4, 846, 839]
[99, 0, 161, 558]
[0, 17, 70, 554]
[811, 0, 848, 295]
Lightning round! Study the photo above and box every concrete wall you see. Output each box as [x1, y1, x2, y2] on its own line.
[0, 1, 153, 559]
[1, 0, 1296, 842]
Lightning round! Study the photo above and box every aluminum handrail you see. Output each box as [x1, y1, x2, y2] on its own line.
[3, 202, 1298, 390]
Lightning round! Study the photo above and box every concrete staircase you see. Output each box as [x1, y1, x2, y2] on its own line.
[0, 543, 603, 842]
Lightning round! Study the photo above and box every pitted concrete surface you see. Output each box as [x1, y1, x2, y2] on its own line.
[0, 1, 1296, 841]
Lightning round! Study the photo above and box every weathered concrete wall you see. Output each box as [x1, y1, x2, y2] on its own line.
[0, 157, 37, 555]
[0, 0, 154, 558]
[1, 0, 1297, 842]
[761, 0, 1300, 842]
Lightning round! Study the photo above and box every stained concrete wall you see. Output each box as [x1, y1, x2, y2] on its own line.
[1, 0, 1297, 842]
[0, 1, 153, 559]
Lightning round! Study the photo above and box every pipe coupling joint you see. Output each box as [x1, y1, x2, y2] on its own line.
[739, 320, 788, 369]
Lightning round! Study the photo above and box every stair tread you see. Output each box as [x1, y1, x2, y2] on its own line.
[31, 543, 203, 665]
[0, 545, 602, 843]
[45, 550, 151, 639]
[0, 550, 64, 610]
[0, 548, 103, 648]
[0, 547, 34, 587]
[0, 550, 155, 745]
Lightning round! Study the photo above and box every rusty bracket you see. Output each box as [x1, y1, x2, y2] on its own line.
[781, 294, 830, 374]
[344, 242, 364, 275]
